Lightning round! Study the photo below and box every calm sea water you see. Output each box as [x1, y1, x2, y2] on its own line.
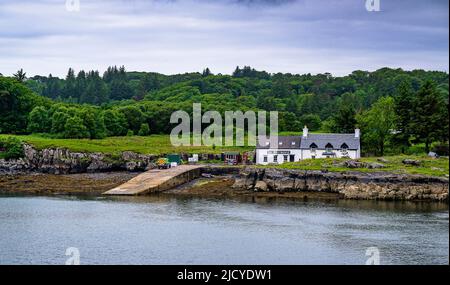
[0, 195, 448, 265]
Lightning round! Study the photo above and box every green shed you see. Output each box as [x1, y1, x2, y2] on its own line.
[167, 154, 181, 164]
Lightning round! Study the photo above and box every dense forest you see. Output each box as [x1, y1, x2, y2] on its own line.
[0, 66, 448, 156]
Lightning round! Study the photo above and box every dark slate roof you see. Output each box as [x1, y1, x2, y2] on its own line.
[256, 136, 302, 149]
[300, 133, 360, 150]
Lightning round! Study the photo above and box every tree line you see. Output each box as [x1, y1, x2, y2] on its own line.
[1, 66, 448, 156]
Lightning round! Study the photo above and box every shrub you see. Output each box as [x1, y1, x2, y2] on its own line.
[405, 144, 426, 155]
[126, 130, 134, 136]
[138, 123, 150, 136]
[0, 137, 24, 160]
[64, 116, 90, 139]
[27, 106, 50, 133]
[103, 109, 127, 136]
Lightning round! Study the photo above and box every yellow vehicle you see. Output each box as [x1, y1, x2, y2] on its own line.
[156, 158, 171, 169]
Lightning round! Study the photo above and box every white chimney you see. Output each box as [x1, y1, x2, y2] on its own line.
[303, 126, 308, 138]
[355, 128, 360, 138]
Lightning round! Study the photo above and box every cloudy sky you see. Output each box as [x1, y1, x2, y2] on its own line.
[0, 0, 448, 77]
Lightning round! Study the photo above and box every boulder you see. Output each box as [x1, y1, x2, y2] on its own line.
[367, 162, 386, 169]
[345, 160, 368, 168]
[23, 143, 37, 162]
[86, 158, 112, 172]
[145, 163, 156, 171]
[334, 160, 385, 169]
[125, 160, 146, 171]
[428, 152, 439, 158]
[122, 151, 139, 161]
[254, 181, 268, 192]
[402, 159, 421, 166]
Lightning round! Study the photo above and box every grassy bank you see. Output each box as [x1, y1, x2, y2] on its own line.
[0, 134, 252, 155]
[270, 155, 449, 177]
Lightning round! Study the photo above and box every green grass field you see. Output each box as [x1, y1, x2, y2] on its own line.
[0, 134, 252, 155]
[270, 155, 449, 177]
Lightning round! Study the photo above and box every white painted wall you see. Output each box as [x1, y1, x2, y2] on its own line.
[256, 149, 303, 165]
[256, 148, 359, 164]
[300, 149, 359, 159]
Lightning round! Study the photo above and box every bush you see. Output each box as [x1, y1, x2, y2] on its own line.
[64, 116, 90, 139]
[27, 106, 50, 133]
[405, 144, 426, 155]
[103, 109, 127, 136]
[138, 123, 150, 136]
[0, 137, 24, 160]
[126, 130, 134, 136]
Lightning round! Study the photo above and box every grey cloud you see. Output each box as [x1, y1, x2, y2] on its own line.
[0, 0, 447, 77]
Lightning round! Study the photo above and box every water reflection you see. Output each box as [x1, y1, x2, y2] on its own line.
[101, 193, 449, 213]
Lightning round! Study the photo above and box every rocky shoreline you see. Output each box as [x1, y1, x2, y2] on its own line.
[230, 167, 449, 201]
[1, 166, 448, 202]
[0, 144, 448, 201]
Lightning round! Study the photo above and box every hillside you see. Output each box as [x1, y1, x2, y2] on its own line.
[1, 66, 449, 157]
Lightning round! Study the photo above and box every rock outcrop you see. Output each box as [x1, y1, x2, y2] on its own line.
[0, 143, 160, 174]
[231, 167, 449, 201]
[0, 144, 226, 174]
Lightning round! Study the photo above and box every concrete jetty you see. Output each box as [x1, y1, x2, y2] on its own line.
[103, 165, 203, 195]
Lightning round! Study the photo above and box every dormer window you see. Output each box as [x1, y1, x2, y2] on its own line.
[291, 141, 296, 146]
[340, 143, 349, 150]
[279, 142, 283, 146]
[265, 141, 270, 146]
[309, 143, 318, 149]
[325, 143, 333, 153]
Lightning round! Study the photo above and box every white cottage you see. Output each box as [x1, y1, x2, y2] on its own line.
[255, 136, 302, 164]
[256, 126, 361, 165]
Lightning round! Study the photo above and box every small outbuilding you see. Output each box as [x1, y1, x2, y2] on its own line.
[167, 154, 181, 164]
[222, 152, 241, 164]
